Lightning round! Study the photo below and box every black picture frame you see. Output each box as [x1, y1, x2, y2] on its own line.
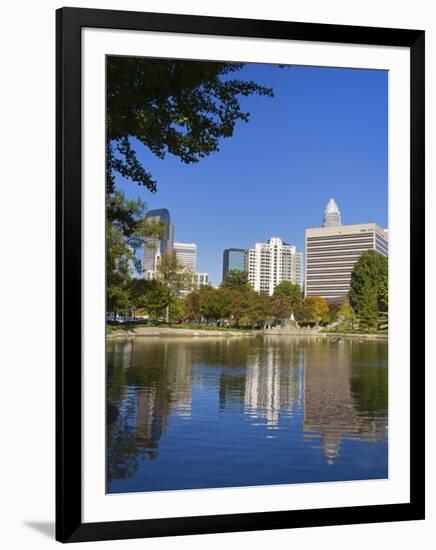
[56, 6, 425, 543]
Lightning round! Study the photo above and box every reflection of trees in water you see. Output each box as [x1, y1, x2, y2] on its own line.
[351, 365, 388, 420]
[107, 397, 151, 486]
[107, 338, 195, 485]
[107, 336, 388, 486]
[350, 341, 388, 419]
[107, 336, 307, 484]
[303, 339, 388, 464]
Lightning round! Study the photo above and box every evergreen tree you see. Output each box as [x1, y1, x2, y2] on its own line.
[349, 250, 388, 331]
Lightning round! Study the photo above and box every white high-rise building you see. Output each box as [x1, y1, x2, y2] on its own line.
[247, 237, 302, 296]
[174, 242, 197, 271]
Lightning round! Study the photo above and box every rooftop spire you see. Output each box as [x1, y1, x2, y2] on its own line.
[323, 198, 341, 227]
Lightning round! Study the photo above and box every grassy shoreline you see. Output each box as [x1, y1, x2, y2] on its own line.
[107, 323, 388, 340]
[107, 326, 255, 338]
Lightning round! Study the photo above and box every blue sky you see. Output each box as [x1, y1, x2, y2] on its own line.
[114, 63, 388, 286]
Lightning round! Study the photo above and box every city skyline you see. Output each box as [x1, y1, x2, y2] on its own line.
[106, 56, 391, 497]
[140, 198, 387, 296]
[117, 63, 388, 286]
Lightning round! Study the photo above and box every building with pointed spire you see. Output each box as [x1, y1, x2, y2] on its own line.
[323, 198, 341, 227]
[304, 199, 388, 303]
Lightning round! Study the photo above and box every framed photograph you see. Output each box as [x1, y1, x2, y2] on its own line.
[56, 7, 425, 543]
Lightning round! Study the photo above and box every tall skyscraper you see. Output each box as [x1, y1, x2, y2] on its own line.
[222, 248, 248, 282]
[174, 242, 197, 271]
[305, 199, 388, 303]
[143, 208, 174, 273]
[247, 237, 302, 296]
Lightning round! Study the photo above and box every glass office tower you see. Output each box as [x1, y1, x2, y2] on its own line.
[222, 248, 248, 282]
[143, 208, 174, 272]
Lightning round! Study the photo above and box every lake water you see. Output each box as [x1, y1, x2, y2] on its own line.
[107, 335, 388, 493]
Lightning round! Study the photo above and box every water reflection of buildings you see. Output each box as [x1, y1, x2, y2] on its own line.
[244, 341, 304, 428]
[135, 388, 168, 459]
[113, 338, 308, 457]
[303, 340, 388, 464]
[107, 337, 388, 487]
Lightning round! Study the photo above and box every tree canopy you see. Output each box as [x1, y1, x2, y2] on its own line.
[273, 281, 302, 308]
[295, 296, 330, 326]
[106, 57, 273, 195]
[270, 296, 293, 320]
[106, 190, 165, 315]
[157, 250, 194, 298]
[129, 279, 171, 318]
[221, 269, 251, 291]
[349, 250, 388, 330]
